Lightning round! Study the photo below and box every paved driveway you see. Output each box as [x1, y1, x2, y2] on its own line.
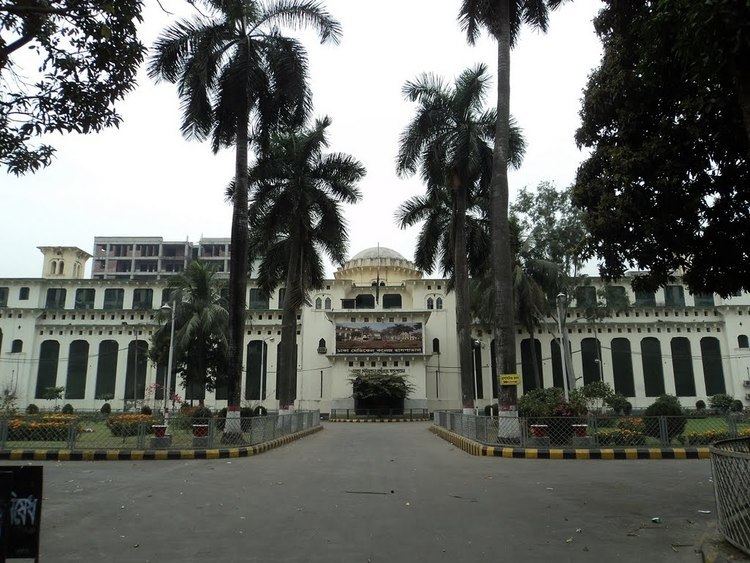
[23, 422, 715, 561]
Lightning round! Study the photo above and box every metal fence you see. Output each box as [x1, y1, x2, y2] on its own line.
[433, 411, 750, 448]
[0, 410, 320, 450]
[710, 437, 750, 555]
[330, 408, 429, 420]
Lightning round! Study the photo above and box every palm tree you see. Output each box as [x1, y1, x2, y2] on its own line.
[246, 117, 365, 410]
[150, 261, 229, 404]
[397, 65, 521, 411]
[149, 0, 341, 416]
[458, 0, 566, 406]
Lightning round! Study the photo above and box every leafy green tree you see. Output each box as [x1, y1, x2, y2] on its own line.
[458, 0, 566, 406]
[150, 261, 228, 400]
[246, 117, 364, 410]
[396, 65, 508, 410]
[0, 0, 144, 174]
[149, 0, 341, 413]
[573, 1, 750, 296]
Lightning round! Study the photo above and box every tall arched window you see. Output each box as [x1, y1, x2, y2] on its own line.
[436, 297, 443, 310]
[315, 297, 322, 309]
[521, 338, 542, 394]
[432, 338, 440, 354]
[739, 335, 749, 349]
[670, 337, 696, 397]
[125, 340, 148, 401]
[35, 340, 60, 398]
[324, 297, 331, 310]
[610, 338, 635, 397]
[581, 338, 602, 384]
[49, 260, 57, 275]
[65, 340, 89, 399]
[473, 343, 484, 399]
[427, 297, 434, 310]
[95, 340, 118, 399]
[245, 341, 268, 400]
[58, 261, 65, 275]
[641, 337, 665, 397]
[701, 337, 726, 395]
[490, 339, 498, 398]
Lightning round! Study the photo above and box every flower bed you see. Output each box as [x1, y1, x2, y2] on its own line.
[595, 428, 646, 446]
[683, 430, 731, 445]
[8, 414, 79, 441]
[106, 414, 156, 437]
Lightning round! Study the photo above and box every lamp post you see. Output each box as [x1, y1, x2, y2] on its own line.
[259, 337, 275, 405]
[160, 301, 176, 423]
[556, 293, 570, 402]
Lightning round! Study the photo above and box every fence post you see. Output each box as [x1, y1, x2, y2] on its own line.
[208, 418, 215, 448]
[67, 421, 77, 450]
[590, 414, 599, 447]
[727, 415, 739, 439]
[658, 416, 669, 446]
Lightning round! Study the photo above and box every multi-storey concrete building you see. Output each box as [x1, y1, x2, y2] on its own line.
[1, 242, 749, 413]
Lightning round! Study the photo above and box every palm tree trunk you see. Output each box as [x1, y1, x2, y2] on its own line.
[490, 0, 516, 409]
[278, 237, 300, 411]
[226, 83, 250, 415]
[453, 179, 474, 411]
[529, 326, 542, 390]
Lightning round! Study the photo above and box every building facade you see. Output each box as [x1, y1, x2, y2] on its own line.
[1, 243, 749, 413]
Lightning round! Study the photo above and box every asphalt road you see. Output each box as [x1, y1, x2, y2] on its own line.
[16, 422, 717, 561]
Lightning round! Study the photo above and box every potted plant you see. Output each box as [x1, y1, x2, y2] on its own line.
[530, 424, 549, 437]
[152, 424, 167, 438]
[572, 424, 588, 437]
[191, 406, 212, 438]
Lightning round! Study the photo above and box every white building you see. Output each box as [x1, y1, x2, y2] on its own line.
[0, 243, 749, 413]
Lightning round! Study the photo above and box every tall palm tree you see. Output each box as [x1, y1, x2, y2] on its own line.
[149, 0, 341, 416]
[397, 65, 515, 411]
[150, 261, 229, 404]
[458, 0, 566, 406]
[246, 117, 365, 410]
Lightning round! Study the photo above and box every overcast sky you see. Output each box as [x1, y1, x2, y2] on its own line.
[1, 0, 603, 278]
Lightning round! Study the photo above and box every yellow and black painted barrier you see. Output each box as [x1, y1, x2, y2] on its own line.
[430, 425, 710, 460]
[0, 425, 322, 462]
[328, 417, 430, 423]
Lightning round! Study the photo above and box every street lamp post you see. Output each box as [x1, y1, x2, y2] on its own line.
[556, 293, 570, 402]
[160, 301, 177, 424]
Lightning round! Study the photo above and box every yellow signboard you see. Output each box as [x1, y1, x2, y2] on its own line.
[500, 374, 520, 386]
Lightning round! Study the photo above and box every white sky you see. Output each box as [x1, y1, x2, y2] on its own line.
[1, 0, 603, 278]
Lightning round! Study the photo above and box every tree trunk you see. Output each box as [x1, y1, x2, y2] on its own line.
[453, 176, 474, 411]
[277, 238, 300, 411]
[226, 82, 250, 413]
[736, 60, 750, 159]
[490, 0, 516, 409]
[529, 326, 542, 390]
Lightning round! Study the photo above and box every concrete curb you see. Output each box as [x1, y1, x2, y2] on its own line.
[0, 425, 323, 461]
[328, 418, 430, 423]
[431, 425, 710, 460]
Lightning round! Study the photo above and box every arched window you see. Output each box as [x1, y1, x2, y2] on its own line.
[701, 337, 726, 395]
[65, 340, 89, 399]
[95, 340, 118, 399]
[581, 338, 602, 384]
[641, 337, 665, 397]
[610, 338, 635, 397]
[315, 297, 322, 309]
[427, 297, 434, 310]
[49, 260, 57, 275]
[371, 281, 377, 287]
[739, 335, 749, 349]
[245, 341, 268, 400]
[490, 339, 498, 398]
[473, 342, 484, 399]
[324, 297, 332, 310]
[379, 281, 385, 287]
[35, 340, 60, 398]
[318, 338, 327, 352]
[58, 261, 65, 275]
[520, 338, 542, 394]
[436, 297, 443, 310]
[432, 338, 440, 354]
[670, 337, 696, 397]
[11, 339, 22, 353]
[125, 340, 149, 401]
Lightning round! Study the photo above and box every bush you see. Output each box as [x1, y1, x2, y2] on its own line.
[606, 393, 630, 415]
[683, 430, 730, 445]
[730, 400, 744, 413]
[518, 388, 567, 418]
[140, 405, 152, 415]
[100, 402, 112, 414]
[595, 428, 646, 446]
[106, 414, 156, 437]
[695, 400, 706, 411]
[7, 415, 79, 442]
[643, 395, 686, 441]
[709, 394, 735, 413]
[616, 417, 645, 433]
[252, 405, 267, 417]
[61, 403, 74, 414]
[192, 407, 213, 425]
[26, 404, 39, 414]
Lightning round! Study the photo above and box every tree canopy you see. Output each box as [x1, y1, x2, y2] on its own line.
[573, 1, 750, 296]
[1, 0, 144, 174]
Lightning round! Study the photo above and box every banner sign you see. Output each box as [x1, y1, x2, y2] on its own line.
[0, 466, 43, 560]
[336, 322, 423, 354]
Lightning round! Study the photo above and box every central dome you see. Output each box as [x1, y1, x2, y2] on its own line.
[350, 247, 406, 261]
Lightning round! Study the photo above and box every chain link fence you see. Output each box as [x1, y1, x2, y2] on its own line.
[710, 437, 750, 556]
[434, 411, 750, 448]
[330, 408, 429, 420]
[0, 411, 320, 450]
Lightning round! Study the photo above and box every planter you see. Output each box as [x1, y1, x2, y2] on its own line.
[152, 425, 167, 438]
[572, 424, 588, 437]
[530, 424, 549, 438]
[192, 424, 209, 438]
